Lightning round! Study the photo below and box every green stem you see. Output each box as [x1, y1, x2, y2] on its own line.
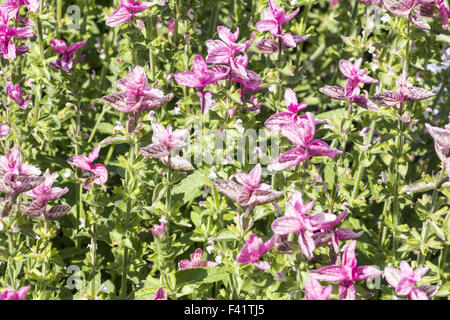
[418, 169, 445, 266]
[438, 244, 448, 285]
[350, 119, 376, 206]
[146, 15, 156, 82]
[391, 106, 405, 261]
[121, 139, 136, 298]
[87, 106, 108, 144]
[56, 0, 62, 35]
[295, 4, 311, 69]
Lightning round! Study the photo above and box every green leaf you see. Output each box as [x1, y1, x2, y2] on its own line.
[435, 282, 450, 297]
[175, 267, 229, 288]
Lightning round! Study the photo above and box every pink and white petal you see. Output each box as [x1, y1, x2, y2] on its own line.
[338, 282, 356, 300]
[173, 72, 203, 88]
[12, 27, 34, 38]
[48, 186, 69, 201]
[255, 19, 279, 34]
[192, 54, 208, 74]
[106, 6, 132, 27]
[354, 265, 383, 281]
[409, 288, 429, 300]
[68, 39, 87, 54]
[307, 212, 338, 230]
[298, 231, 316, 259]
[310, 265, 346, 282]
[319, 86, 346, 100]
[396, 277, 415, 296]
[248, 164, 262, 186]
[20, 163, 42, 176]
[264, 112, 295, 131]
[49, 39, 68, 54]
[341, 241, 357, 269]
[253, 260, 270, 270]
[256, 38, 279, 54]
[284, 88, 298, 108]
[88, 145, 102, 163]
[280, 7, 300, 24]
[276, 32, 296, 48]
[336, 228, 364, 241]
[339, 60, 354, 79]
[413, 266, 429, 282]
[384, 267, 402, 289]
[271, 216, 302, 235]
[178, 259, 192, 270]
[91, 164, 108, 185]
[369, 91, 403, 107]
[16, 285, 31, 300]
[68, 155, 91, 171]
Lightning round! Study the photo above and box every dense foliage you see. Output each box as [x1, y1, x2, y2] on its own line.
[0, 0, 449, 300]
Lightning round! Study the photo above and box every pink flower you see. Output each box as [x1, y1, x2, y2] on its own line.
[174, 55, 229, 116]
[271, 190, 337, 259]
[152, 287, 168, 300]
[425, 122, 450, 178]
[102, 66, 173, 114]
[267, 112, 341, 171]
[305, 276, 332, 300]
[370, 73, 435, 107]
[168, 18, 174, 34]
[106, 0, 159, 27]
[320, 58, 380, 112]
[67, 145, 108, 190]
[5, 82, 31, 109]
[0, 285, 31, 300]
[140, 123, 188, 159]
[214, 164, 283, 207]
[178, 248, 218, 270]
[310, 241, 383, 300]
[255, 0, 310, 51]
[174, 55, 229, 88]
[229, 52, 261, 82]
[23, 169, 68, 215]
[237, 234, 279, 270]
[435, 0, 449, 30]
[0, 12, 34, 61]
[0, 144, 41, 177]
[206, 26, 255, 65]
[265, 88, 308, 131]
[0, 0, 38, 21]
[312, 207, 364, 255]
[384, 261, 436, 300]
[339, 59, 378, 85]
[49, 38, 87, 71]
[0, 145, 42, 199]
[0, 0, 38, 18]
[0, 124, 10, 137]
[383, 0, 444, 30]
[140, 123, 193, 170]
[151, 221, 166, 238]
[256, 0, 299, 36]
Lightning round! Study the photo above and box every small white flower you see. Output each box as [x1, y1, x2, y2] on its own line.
[79, 218, 86, 229]
[114, 121, 123, 130]
[208, 166, 217, 179]
[234, 119, 244, 134]
[381, 14, 391, 24]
